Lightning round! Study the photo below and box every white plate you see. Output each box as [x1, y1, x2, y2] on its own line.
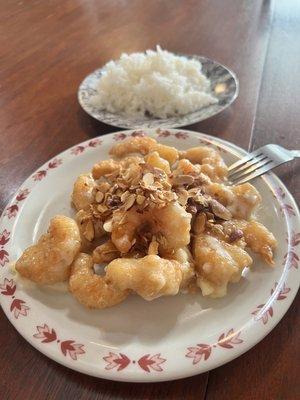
[78, 55, 238, 129]
[0, 129, 299, 382]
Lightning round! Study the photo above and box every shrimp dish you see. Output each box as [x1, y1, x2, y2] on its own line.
[15, 135, 277, 308]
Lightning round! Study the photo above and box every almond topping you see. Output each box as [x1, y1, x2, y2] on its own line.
[95, 191, 104, 203]
[103, 218, 113, 232]
[124, 194, 136, 210]
[142, 172, 154, 187]
[136, 194, 146, 205]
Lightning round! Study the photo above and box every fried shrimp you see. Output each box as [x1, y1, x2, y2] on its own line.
[106, 255, 183, 300]
[181, 146, 228, 180]
[193, 233, 252, 297]
[69, 253, 128, 308]
[16, 135, 277, 308]
[111, 202, 191, 253]
[72, 174, 96, 211]
[110, 136, 179, 165]
[16, 216, 81, 284]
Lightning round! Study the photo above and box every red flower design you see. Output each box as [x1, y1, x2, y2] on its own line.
[88, 138, 102, 147]
[0, 229, 10, 246]
[253, 281, 291, 324]
[291, 231, 300, 247]
[33, 325, 85, 360]
[218, 329, 243, 348]
[33, 170, 47, 181]
[10, 299, 30, 318]
[138, 353, 166, 372]
[156, 129, 171, 138]
[283, 251, 299, 269]
[103, 352, 131, 371]
[199, 139, 211, 145]
[186, 344, 212, 364]
[61, 340, 85, 360]
[131, 130, 145, 137]
[186, 328, 243, 366]
[48, 158, 62, 169]
[175, 132, 188, 140]
[16, 189, 30, 201]
[252, 304, 273, 325]
[281, 204, 295, 217]
[0, 278, 16, 296]
[5, 204, 19, 219]
[33, 324, 57, 343]
[274, 187, 286, 200]
[71, 145, 85, 155]
[0, 250, 9, 267]
[271, 282, 291, 300]
[113, 133, 127, 141]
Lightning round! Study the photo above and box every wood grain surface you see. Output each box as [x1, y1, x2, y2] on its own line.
[0, 0, 299, 399]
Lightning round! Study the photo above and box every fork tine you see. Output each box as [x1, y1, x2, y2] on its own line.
[228, 154, 268, 177]
[229, 158, 271, 181]
[231, 161, 278, 185]
[228, 148, 263, 172]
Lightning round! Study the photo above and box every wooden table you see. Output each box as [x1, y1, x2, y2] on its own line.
[0, 1, 299, 399]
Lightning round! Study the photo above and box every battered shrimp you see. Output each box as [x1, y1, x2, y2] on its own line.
[72, 174, 96, 211]
[181, 146, 228, 180]
[193, 233, 252, 297]
[206, 182, 261, 219]
[106, 255, 183, 300]
[223, 219, 277, 265]
[110, 136, 179, 164]
[111, 202, 191, 253]
[16, 216, 81, 284]
[69, 253, 128, 308]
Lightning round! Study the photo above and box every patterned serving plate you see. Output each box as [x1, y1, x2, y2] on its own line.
[0, 129, 299, 382]
[78, 55, 238, 129]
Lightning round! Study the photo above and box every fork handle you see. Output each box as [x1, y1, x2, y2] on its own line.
[290, 150, 300, 158]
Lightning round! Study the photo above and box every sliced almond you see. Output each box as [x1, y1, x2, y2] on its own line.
[136, 194, 146, 205]
[148, 240, 159, 255]
[142, 172, 154, 187]
[103, 218, 113, 232]
[177, 189, 188, 206]
[97, 182, 111, 193]
[97, 204, 108, 213]
[95, 191, 104, 203]
[124, 193, 136, 210]
[210, 199, 232, 220]
[193, 213, 206, 234]
[121, 191, 130, 202]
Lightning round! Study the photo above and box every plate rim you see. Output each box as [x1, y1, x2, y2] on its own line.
[0, 129, 299, 382]
[77, 54, 239, 129]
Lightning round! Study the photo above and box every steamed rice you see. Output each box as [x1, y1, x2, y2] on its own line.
[92, 46, 217, 119]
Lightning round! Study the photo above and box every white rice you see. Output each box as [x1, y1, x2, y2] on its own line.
[92, 46, 217, 119]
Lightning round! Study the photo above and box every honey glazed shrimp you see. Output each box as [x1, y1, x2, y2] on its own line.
[15, 135, 277, 307]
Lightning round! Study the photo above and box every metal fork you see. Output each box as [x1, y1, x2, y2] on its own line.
[228, 144, 300, 185]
